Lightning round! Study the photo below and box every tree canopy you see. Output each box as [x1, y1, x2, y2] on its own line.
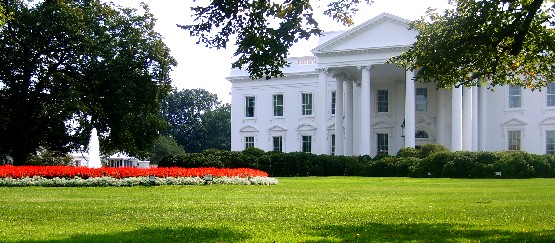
[160, 89, 230, 153]
[390, 0, 555, 89]
[185, 0, 555, 89]
[181, 0, 372, 80]
[0, 0, 176, 165]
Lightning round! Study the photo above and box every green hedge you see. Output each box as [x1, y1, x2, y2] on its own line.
[159, 146, 555, 178]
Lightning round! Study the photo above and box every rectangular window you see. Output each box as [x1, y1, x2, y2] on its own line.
[509, 85, 521, 108]
[302, 93, 313, 116]
[331, 91, 336, 115]
[273, 94, 283, 117]
[507, 130, 521, 151]
[377, 133, 389, 155]
[548, 83, 555, 107]
[245, 96, 255, 117]
[547, 131, 555, 155]
[272, 136, 283, 152]
[416, 88, 428, 112]
[330, 134, 336, 155]
[302, 135, 312, 153]
[245, 136, 255, 149]
[377, 90, 389, 113]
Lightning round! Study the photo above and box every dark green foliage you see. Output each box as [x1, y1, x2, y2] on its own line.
[410, 151, 452, 178]
[149, 136, 186, 165]
[390, 0, 555, 89]
[0, 0, 175, 165]
[396, 147, 419, 158]
[159, 147, 555, 178]
[419, 144, 450, 158]
[160, 89, 230, 153]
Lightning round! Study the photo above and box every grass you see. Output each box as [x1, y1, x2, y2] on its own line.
[0, 177, 554, 242]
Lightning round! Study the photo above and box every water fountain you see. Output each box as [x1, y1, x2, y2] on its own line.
[88, 128, 102, 168]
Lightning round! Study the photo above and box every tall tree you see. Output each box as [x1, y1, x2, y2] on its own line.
[160, 89, 222, 153]
[201, 103, 231, 151]
[390, 0, 555, 89]
[0, 0, 176, 165]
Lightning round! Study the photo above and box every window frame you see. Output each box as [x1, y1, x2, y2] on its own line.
[244, 136, 255, 149]
[245, 96, 255, 118]
[546, 130, 555, 155]
[376, 133, 389, 155]
[547, 83, 555, 107]
[301, 92, 313, 116]
[331, 91, 336, 115]
[507, 130, 521, 151]
[272, 94, 284, 117]
[301, 135, 312, 153]
[272, 136, 283, 152]
[415, 87, 428, 112]
[508, 85, 522, 109]
[377, 90, 389, 113]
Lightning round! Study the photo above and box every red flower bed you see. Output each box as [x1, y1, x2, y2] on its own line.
[0, 165, 269, 179]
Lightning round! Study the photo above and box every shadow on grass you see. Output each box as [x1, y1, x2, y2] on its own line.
[17, 226, 249, 243]
[308, 222, 555, 243]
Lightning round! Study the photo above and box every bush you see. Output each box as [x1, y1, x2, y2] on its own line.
[396, 147, 419, 158]
[419, 144, 449, 158]
[159, 147, 555, 179]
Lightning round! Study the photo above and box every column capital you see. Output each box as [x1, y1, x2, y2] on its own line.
[315, 67, 329, 73]
[332, 72, 355, 82]
[357, 65, 371, 70]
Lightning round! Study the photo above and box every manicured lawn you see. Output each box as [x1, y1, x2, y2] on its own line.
[1, 177, 554, 242]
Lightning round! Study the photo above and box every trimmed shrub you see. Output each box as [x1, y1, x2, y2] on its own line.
[396, 147, 419, 158]
[419, 144, 449, 158]
[410, 151, 453, 177]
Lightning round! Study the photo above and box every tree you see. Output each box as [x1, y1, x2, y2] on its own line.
[149, 136, 186, 165]
[181, 0, 373, 80]
[201, 103, 231, 151]
[184, 0, 554, 89]
[160, 89, 222, 153]
[390, 0, 555, 89]
[0, 0, 176, 165]
[0, 2, 8, 26]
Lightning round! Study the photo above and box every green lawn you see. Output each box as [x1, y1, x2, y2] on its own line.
[1, 177, 554, 242]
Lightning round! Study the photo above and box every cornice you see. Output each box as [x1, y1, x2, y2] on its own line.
[314, 45, 410, 56]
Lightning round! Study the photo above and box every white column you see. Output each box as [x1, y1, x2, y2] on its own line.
[452, 86, 463, 151]
[353, 83, 361, 155]
[404, 70, 416, 148]
[463, 87, 472, 150]
[436, 89, 445, 146]
[478, 86, 487, 151]
[335, 79, 344, 155]
[360, 66, 371, 155]
[345, 80, 354, 155]
[472, 86, 479, 151]
[317, 68, 328, 154]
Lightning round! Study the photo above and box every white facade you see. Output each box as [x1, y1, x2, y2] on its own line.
[228, 13, 555, 157]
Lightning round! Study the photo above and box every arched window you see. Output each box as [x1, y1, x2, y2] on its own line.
[415, 130, 429, 139]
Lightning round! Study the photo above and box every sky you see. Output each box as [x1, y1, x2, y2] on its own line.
[106, 0, 452, 104]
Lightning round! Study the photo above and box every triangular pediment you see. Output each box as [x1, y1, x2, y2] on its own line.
[240, 125, 259, 132]
[540, 117, 555, 125]
[268, 125, 287, 132]
[501, 118, 527, 126]
[312, 13, 417, 54]
[296, 123, 317, 131]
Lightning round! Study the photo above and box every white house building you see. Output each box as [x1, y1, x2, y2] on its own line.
[228, 13, 555, 157]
